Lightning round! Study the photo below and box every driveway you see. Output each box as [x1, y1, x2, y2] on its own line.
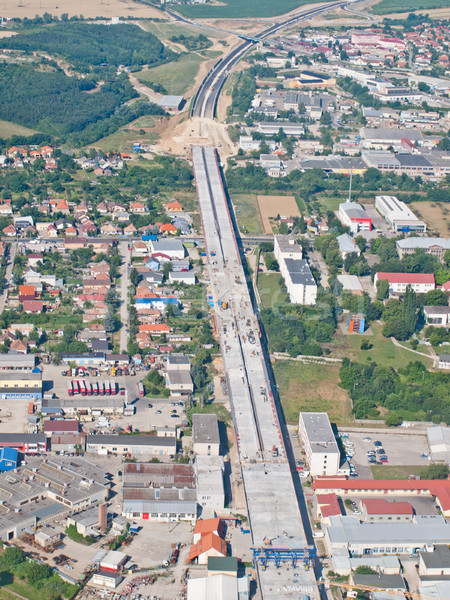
[118, 241, 131, 353]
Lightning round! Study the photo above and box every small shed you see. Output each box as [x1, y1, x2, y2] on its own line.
[158, 95, 184, 112]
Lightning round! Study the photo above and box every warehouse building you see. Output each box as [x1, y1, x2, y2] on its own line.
[258, 122, 305, 136]
[298, 412, 340, 476]
[0, 433, 47, 453]
[0, 456, 108, 541]
[193, 413, 220, 456]
[338, 202, 372, 234]
[86, 434, 176, 457]
[373, 272, 435, 295]
[0, 370, 42, 400]
[396, 237, 450, 262]
[0, 354, 36, 371]
[426, 426, 450, 463]
[279, 258, 317, 305]
[195, 456, 225, 512]
[375, 195, 426, 233]
[360, 128, 424, 149]
[42, 397, 125, 416]
[324, 515, 450, 557]
[122, 462, 198, 522]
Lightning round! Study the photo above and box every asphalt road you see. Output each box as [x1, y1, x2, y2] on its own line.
[118, 241, 131, 354]
[0, 241, 16, 314]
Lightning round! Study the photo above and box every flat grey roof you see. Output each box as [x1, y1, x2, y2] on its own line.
[166, 371, 192, 385]
[0, 371, 41, 380]
[362, 128, 423, 142]
[353, 574, 406, 590]
[275, 235, 303, 255]
[87, 435, 176, 447]
[159, 95, 184, 107]
[421, 545, 450, 568]
[0, 354, 36, 367]
[339, 202, 369, 220]
[193, 413, 220, 445]
[397, 238, 450, 250]
[284, 259, 316, 286]
[300, 412, 339, 454]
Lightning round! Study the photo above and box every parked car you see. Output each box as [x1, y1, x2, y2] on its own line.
[363, 437, 371, 442]
[374, 441, 382, 447]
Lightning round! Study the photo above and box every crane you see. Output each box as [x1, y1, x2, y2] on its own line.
[318, 578, 435, 599]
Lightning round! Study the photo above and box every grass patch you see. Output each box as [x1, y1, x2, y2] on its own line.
[273, 360, 353, 425]
[330, 323, 432, 369]
[295, 194, 308, 215]
[88, 125, 159, 153]
[0, 119, 37, 138]
[138, 53, 205, 96]
[187, 402, 232, 426]
[372, 0, 450, 14]
[231, 193, 264, 235]
[0, 589, 19, 600]
[176, 0, 329, 18]
[371, 465, 424, 480]
[257, 273, 289, 308]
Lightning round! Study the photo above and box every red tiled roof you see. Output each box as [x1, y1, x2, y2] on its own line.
[187, 532, 227, 563]
[193, 518, 223, 536]
[44, 420, 79, 433]
[362, 498, 413, 515]
[376, 272, 435, 284]
[317, 493, 342, 518]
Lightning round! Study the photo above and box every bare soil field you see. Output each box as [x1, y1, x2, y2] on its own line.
[411, 201, 450, 236]
[257, 194, 300, 234]
[0, 0, 163, 19]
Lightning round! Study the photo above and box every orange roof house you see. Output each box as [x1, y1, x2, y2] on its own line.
[19, 285, 35, 298]
[55, 199, 70, 213]
[193, 518, 224, 543]
[160, 223, 178, 234]
[138, 324, 170, 335]
[166, 201, 183, 212]
[187, 532, 227, 565]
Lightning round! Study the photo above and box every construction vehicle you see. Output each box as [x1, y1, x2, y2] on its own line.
[217, 299, 228, 310]
[272, 445, 278, 458]
[111, 366, 116, 377]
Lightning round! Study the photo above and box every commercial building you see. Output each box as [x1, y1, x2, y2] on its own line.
[195, 456, 225, 512]
[423, 306, 450, 328]
[360, 128, 423, 150]
[193, 413, 220, 456]
[0, 456, 108, 541]
[375, 195, 426, 233]
[324, 515, 450, 556]
[373, 272, 435, 295]
[396, 237, 450, 262]
[361, 499, 414, 523]
[426, 426, 450, 463]
[312, 477, 450, 517]
[122, 462, 198, 522]
[338, 202, 372, 234]
[0, 433, 47, 453]
[0, 371, 42, 400]
[279, 258, 317, 305]
[298, 412, 340, 476]
[86, 434, 176, 457]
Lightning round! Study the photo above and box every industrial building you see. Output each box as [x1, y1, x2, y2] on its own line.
[361, 499, 414, 523]
[373, 272, 435, 295]
[418, 545, 450, 578]
[396, 237, 450, 262]
[193, 413, 220, 456]
[338, 202, 372, 234]
[0, 433, 47, 453]
[298, 412, 340, 476]
[187, 574, 249, 600]
[360, 128, 423, 149]
[324, 515, 450, 556]
[426, 426, 450, 463]
[195, 456, 225, 512]
[165, 371, 194, 396]
[258, 122, 305, 136]
[0, 456, 108, 541]
[312, 477, 450, 517]
[375, 195, 426, 233]
[0, 354, 36, 371]
[279, 258, 317, 305]
[0, 370, 42, 400]
[122, 462, 198, 522]
[165, 353, 191, 371]
[42, 396, 125, 416]
[86, 434, 176, 457]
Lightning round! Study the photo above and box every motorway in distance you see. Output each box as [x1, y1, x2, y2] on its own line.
[192, 145, 319, 600]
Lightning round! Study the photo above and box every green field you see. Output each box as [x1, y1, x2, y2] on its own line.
[87, 121, 160, 152]
[143, 21, 228, 41]
[231, 194, 264, 235]
[177, 0, 329, 18]
[0, 119, 37, 139]
[371, 465, 425, 480]
[138, 53, 205, 96]
[0, 589, 19, 600]
[372, 0, 450, 14]
[330, 323, 433, 369]
[274, 360, 354, 425]
[257, 273, 289, 308]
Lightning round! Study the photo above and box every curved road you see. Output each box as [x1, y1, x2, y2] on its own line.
[189, 0, 362, 119]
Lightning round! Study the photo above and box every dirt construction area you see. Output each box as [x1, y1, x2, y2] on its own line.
[257, 195, 301, 233]
[411, 201, 450, 236]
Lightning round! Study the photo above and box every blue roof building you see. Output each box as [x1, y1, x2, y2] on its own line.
[0, 447, 18, 472]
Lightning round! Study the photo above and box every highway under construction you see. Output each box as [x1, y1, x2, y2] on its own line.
[192, 145, 319, 600]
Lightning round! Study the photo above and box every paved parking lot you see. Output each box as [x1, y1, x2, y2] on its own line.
[339, 430, 431, 478]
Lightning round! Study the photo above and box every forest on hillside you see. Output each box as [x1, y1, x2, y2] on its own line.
[0, 23, 174, 71]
